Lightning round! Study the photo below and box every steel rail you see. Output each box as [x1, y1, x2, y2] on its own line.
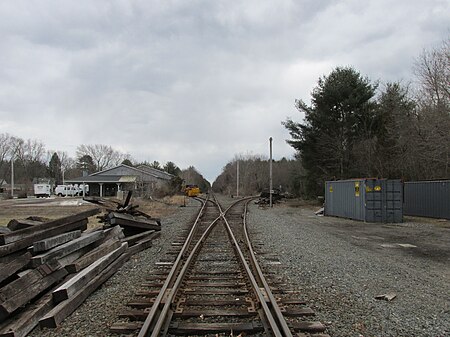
[138, 196, 234, 337]
[138, 194, 285, 337]
[218, 199, 285, 337]
[242, 199, 293, 337]
[137, 196, 214, 336]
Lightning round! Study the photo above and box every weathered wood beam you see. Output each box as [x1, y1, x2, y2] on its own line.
[39, 252, 130, 328]
[6, 220, 42, 232]
[168, 322, 264, 334]
[125, 231, 160, 256]
[120, 230, 155, 246]
[109, 212, 160, 231]
[30, 230, 104, 267]
[65, 238, 121, 274]
[0, 268, 67, 322]
[0, 290, 54, 337]
[0, 252, 32, 284]
[0, 209, 99, 245]
[32, 231, 81, 253]
[52, 242, 128, 303]
[0, 220, 88, 258]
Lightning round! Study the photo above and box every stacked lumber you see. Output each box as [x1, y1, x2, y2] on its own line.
[86, 191, 162, 244]
[0, 204, 160, 337]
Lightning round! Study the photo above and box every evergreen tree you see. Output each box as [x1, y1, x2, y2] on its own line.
[283, 67, 377, 196]
[122, 158, 133, 166]
[77, 155, 96, 174]
[164, 161, 181, 176]
[48, 152, 62, 183]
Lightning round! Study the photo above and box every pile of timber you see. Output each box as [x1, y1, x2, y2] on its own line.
[0, 206, 161, 337]
[85, 191, 162, 236]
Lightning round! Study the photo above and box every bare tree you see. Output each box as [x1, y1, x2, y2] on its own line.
[414, 39, 450, 108]
[414, 39, 450, 178]
[0, 133, 18, 182]
[76, 144, 128, 171]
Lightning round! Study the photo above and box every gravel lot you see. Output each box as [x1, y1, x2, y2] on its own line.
[247, 200, 449, 337]
[25, 196, 449, 337]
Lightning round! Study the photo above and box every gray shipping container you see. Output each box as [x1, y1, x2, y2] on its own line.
[324, 179, 403, 223]
[404, 180, 450, 219]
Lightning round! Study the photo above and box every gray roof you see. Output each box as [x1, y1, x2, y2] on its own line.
[65, 175, 137, 184]
[65, 164, 174, 184]
[136, 165, 174, 179]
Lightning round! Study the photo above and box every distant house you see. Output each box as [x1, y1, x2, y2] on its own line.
[66, 164, 174, 197]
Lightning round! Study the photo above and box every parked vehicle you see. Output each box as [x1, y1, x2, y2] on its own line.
[76, 184, 89, 196]
[34, 184, 51, 198]
[55, 185, 77, 197]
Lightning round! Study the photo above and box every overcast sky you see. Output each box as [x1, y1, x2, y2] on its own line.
[0, 1, 448, 182]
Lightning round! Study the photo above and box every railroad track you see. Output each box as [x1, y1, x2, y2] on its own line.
[110, 195, 329, 336]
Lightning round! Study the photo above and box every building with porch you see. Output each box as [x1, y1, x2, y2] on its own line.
[66, 164, 174, 197]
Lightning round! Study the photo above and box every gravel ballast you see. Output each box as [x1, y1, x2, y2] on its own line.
[247, 202, 449, 337]
[26, 197, 449, 337]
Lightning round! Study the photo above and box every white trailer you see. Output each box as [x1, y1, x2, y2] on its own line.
[34, 184, 51, 198]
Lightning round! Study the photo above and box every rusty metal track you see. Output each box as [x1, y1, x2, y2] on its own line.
[110, 195, 329, 337]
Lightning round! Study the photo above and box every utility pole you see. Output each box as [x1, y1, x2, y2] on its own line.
[236, 160, 239, 197]
[269, 137, 273, 208]
[11, 156, 14, 198]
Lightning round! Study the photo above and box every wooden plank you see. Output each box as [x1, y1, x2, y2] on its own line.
[168, 322, 263, 334]
[0, 209, 100, 245]
[182, 289, 249, 295]
[110, 321, 142, 334]
[283, 307, 315, 317]
[0, 291, 54, 337]
[180, 298, 248, 306]
[121, 230, 155, 246]
[31, 230, 104, 267]
[0, 252, 32, 284]
[32, 231, 82, 253]
[173, 308, 255, 318]
[55, 242, 98, 269]
[127, 299, 155, 309]
[0, 220, 88, 258]
[102, 225, 125, 242]
[109, 212, 160, 231]
[65, 239, 121, 274]
[52, 243, 127, 303]
[125, 232, 160, 256]
[0, 258, 61, 303]
[184, 282, 245, 287]
[39, 252, 130, 328]
[6, 219, 43, 232]
[0, 268, 46, 303]
[0, 268, 67, 322]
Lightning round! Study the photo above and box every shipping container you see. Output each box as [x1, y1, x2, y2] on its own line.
[404, 180, 450, 219]
[324, 179, 403, 223]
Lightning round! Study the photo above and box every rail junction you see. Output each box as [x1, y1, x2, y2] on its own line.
[110, 195, 329, 336]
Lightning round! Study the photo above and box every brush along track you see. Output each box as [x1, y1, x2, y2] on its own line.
[110, 195, 329, 337]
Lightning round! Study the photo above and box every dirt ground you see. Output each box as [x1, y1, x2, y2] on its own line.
[0, 195, 188, 229]
[281, 199, 450, 264]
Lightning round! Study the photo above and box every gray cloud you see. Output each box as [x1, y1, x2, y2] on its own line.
[0, 0, 448, 182]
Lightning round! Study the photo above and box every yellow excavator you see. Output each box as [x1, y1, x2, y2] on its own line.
[184, 185, 201, 197]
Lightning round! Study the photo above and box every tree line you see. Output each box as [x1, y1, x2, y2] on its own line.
[0, 138, 196, 194]
[212, 154, 304, 196]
